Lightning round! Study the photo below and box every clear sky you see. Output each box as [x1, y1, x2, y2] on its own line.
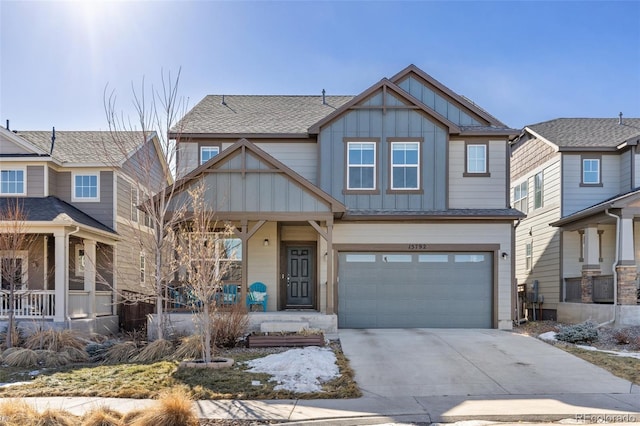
[1, 0, 639, 132]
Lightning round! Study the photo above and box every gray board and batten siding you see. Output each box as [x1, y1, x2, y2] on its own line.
[319, 90, 448, 210]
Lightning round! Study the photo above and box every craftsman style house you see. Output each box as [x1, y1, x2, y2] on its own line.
[0, 126, 168, 333]
[165, 64, 523, 331]
[511, 118, 640, 325]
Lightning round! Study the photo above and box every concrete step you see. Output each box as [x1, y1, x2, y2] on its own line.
[260, 321, 310, 333]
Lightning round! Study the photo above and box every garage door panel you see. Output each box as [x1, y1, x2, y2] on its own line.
[338, 251, 492, 328]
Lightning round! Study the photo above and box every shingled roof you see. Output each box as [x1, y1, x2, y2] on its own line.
[173, 95, 354, 135]
[527, 118, 640, 149]
[13, 130, 153, 164]
[0, 196, 116, 235]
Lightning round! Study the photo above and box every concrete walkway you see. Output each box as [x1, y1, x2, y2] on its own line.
[4, 329, 640, 424]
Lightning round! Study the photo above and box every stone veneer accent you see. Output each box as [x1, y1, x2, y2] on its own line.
[616, 265, 638, 305]
[581, 269, 601, 303]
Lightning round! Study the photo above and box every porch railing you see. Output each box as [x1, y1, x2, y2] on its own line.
[69, 291, 114, 318]
[0, 290, 55, 319]
[564, 277, 582, 302]
[593, 275, 614, 303]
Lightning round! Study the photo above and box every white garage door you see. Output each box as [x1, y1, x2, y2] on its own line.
[338, 252, 493, 328]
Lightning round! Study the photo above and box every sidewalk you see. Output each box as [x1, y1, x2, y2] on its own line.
[8, 393, 640, 424]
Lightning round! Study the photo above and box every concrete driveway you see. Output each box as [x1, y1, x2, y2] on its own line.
[339, 328, 634, 398]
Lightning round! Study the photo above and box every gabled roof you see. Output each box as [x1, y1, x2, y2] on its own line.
[0, 196, 117, 235]
[308, 78, 463, 134]
[172, 95, 354, 137]
[551, 187, 640, 227]
[390, 64, 509, 128]
[167, 138, 346, 215]
[526, 118, 640, 151]
[12, 130, 158, 165]
[0, 126, 50, 156]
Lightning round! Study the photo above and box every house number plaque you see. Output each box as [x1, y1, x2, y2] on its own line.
[407, 244, 428, 250]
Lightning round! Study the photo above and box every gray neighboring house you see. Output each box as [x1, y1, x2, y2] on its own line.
[0, 126, 168, 333]
[164, 64, 523, 332]
[510, 117, 640, 325]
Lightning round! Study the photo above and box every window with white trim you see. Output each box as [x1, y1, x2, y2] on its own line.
[466, 144, 487, 174]
[513, 181, 528, 213]
[200, 146, 220, 165]
[347, 142, 376, 190]
[582, 158, 600, 185]
[534, 171, 543, 209]
[188, 234, 242, 282]
[0, 251, 28, 290]
[73, 173, 99, 201]
[0, 168, 25, 195]
[525, 242, 533, 271]
[391, 142, 419, 190]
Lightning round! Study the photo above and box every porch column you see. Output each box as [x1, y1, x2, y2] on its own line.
[53, 230, 66, 323]
[581, 226, 601, 303]
[326, 222, 334, 315]
[84, 239, 96, 318]
[617, 216, 637, 305]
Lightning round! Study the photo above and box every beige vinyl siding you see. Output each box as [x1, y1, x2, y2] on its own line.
[562, 231, 582, 279]
[56, 170, 114, 228]
[281, 225, 317, 241]
[0, 134, 30, 154]
[26, 165, 45, 197]
[562, 154, 622, 216]
[48, 167, 57, 197]
[620, 150, 632, 192]
[115, 223, 147, 293]
[449, 140, 507, 208]
[333, 222, 513, 329]
[247, 221, 278, 311]
[254, 142, 317, 184]
[25, 235, 47, 290]
[514, 158, 561, 310]
[177, 142, 198, 178]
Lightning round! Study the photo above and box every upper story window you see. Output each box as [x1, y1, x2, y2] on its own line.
[73, 172, 99, 202]
[1, 251, 28, 290]
[513, 180, 528, 213]
[581, 157, 601, 186]
[534, 171, 543, 209]
[200, 146, 220, 165]
[390, 142, 420, 190]
[465, 143, 489, 176]
[0, 168, 25, 195]
[347, 142, 376, 190]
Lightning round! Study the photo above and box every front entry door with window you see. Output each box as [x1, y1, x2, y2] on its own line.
[285, 246, 314, 308]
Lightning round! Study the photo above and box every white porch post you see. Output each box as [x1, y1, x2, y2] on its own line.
[583, 225, 601, 269]
[53, 230, 66, 323]
[84, 239, 97, 318]
[619, 217, 635, 263]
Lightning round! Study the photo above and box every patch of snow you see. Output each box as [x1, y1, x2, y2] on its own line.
[245, 346, 340, 393]
[575, 345, 640, 359]
[0, 381, 31, 388]
[538, 331, 557, 342]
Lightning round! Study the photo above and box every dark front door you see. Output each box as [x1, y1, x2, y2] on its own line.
[286, 246, 314, 308]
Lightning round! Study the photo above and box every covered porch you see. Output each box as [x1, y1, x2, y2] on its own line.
[0, 197, 119, 333]
[552, 190, 640, 325]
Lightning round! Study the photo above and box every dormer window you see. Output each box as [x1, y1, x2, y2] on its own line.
[200, 146, 220, 165]
[0, 168, 25, 195]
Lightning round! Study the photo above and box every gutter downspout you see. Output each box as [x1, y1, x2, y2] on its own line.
[66, 226, 81, 329]
[600, 209, 619, 328]
[513, 218, 522, 324]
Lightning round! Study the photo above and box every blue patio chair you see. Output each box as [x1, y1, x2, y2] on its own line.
[246, 282, 268, 312]
[216, 284, 239, 305]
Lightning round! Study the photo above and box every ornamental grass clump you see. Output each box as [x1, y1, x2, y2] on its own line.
[35, 349, 72, 368]
[105, 341, 140, 364]
[133, 339, 174, 363]
[555, 320, 598, 344]
[23, 329, 86, 352]
[36, 408, 77, 426]
[172, 334, 204, 361]
[0, 399, 39, 425]
[4, 348, 39, 368]
[81, 406, 123, 426]
[129, 388, 198, 426]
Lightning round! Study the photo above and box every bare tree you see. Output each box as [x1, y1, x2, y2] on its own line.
[175, 183, 235, 363]
[102, 69, 189, 340]
[0, 199, 37, 348]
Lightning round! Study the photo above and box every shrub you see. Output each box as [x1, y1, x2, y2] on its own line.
[23, 329, 85, 352]
[213, 304, 249, 348]
[133, 339, 174, 363]
[613, 329, 631, 345]
[0, 323, 22, 349]
[555, 321, 598, 344]
[129, 388, 198, 426]
[4, 348, 39, 368]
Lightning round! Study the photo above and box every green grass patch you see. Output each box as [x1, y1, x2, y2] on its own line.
[0, 345, 361, 400]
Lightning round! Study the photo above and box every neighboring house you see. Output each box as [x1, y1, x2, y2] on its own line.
[0, 126, 168, 333]
[165, 64, 523, 332]
[510, 118, 640, 325]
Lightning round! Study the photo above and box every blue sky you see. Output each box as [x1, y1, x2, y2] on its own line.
[1, 1, 639, 132]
